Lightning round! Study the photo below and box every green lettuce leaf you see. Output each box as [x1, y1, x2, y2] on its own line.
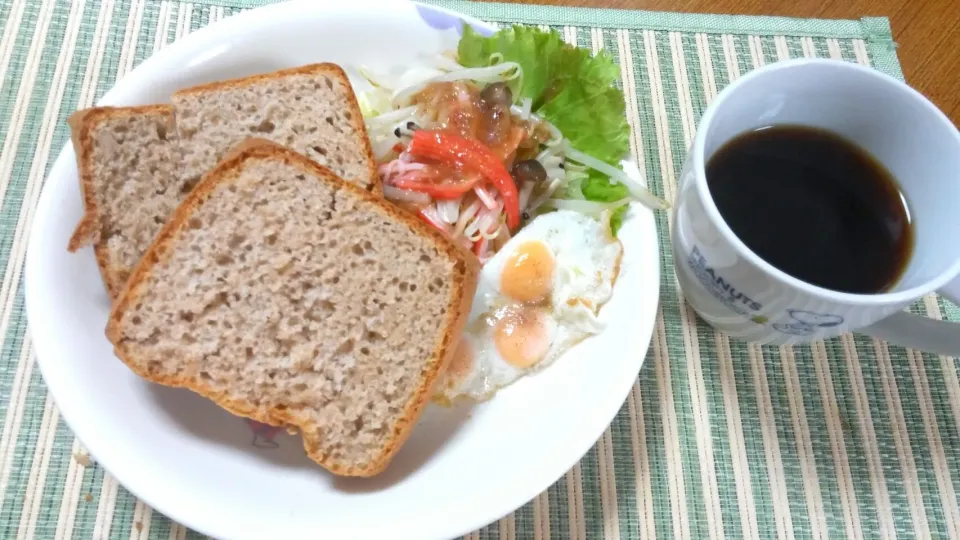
[458, 25, 624, 123]
[581, 172, 630, 236]
[459, 24, 630, 169]
[580, 171, 630, 202]
[459, 25, 567, 105]
[537, 85, 629, 165]
[609, 205, 628, 236]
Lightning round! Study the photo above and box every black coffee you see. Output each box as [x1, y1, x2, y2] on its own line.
[705, 125, 913, 294]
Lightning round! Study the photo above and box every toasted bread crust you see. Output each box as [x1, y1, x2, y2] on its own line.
[171, 63, 380, 195]
[67, 104, 175, 298]
[67, 108, 98, 252]
[106, 138, 479, 477]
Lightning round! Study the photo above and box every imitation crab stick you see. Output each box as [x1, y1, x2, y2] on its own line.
[407, 130, 521, 229]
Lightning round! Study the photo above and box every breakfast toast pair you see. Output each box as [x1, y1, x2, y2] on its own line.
[67, 65, 480, 476]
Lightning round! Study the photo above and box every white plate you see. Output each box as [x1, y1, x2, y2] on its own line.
[24, 1, 660, 538]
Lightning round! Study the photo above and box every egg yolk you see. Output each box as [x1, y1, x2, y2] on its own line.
[493, 307, 551, 368]
[500, 241, 555, 303]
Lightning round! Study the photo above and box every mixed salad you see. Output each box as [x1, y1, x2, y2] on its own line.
[359, 25, 667, 262]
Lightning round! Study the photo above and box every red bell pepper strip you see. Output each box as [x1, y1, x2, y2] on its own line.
[407, 130, 521, 229]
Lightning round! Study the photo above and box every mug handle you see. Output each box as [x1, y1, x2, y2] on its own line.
[860, 276, 960, 356]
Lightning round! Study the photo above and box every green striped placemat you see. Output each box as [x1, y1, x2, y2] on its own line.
[2, 0, 959, 538]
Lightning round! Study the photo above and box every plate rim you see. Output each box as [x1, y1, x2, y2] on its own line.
[24, 1, 661, 538]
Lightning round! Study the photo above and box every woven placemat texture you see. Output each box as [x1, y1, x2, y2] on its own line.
[1, 0, 959, 538]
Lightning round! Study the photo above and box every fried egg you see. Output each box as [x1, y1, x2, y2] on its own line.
[436, 209, 623, 402]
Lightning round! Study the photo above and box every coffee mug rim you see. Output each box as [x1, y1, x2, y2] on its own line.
[692, 57, 960, 306]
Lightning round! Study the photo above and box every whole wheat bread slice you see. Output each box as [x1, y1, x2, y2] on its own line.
[106, 138, 479, 476]
[66, 105, 181, 298]
[171, 63, 378, 194]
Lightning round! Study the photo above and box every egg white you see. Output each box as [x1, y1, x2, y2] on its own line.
[436, 210, 623, 402]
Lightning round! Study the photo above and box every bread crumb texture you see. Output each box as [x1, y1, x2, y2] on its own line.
[113, 155, 464, 473]
[172, 66, 374, 191]
[87, 109, 179, 290]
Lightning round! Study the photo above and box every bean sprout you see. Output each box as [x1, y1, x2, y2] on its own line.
[545, 197, 631, 215]
[518, 180, 536, 211]
[474, 185, 497, 209]
[453, 200, 482, 238]
[420, 205, 452, 234]
[527, 177, 566, 214]
[436, 197, 463, 224]
[564, 142, 670, 210]
[511, 98, 533, 120]
[433, 54, 466, 72]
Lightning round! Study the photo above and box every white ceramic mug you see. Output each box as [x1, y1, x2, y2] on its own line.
[672, 58, 960, 356]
